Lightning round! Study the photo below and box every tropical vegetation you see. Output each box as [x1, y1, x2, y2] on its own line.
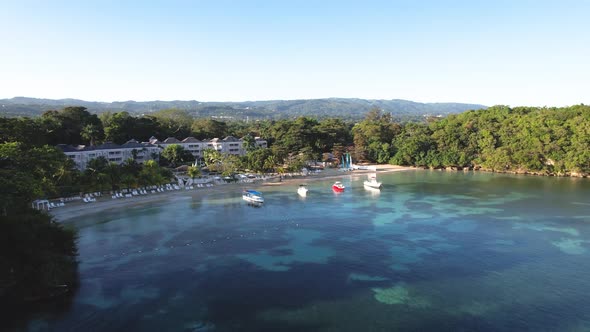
[1, 102, 590, 314]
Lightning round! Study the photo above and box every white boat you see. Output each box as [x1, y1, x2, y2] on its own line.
[363, 174, 382, 189]
[364, 185, 381, 196]
[242, 190, 264, 204]
[297, 184, 308, 197]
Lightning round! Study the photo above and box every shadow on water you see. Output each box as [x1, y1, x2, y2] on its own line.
[2, 281, 79, 331]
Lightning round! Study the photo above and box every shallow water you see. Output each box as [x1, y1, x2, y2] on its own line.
[18, 171, 590, 331]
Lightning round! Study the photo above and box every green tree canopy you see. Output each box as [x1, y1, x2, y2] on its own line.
[41, 107, 104, 146]
[161, 144, 193, 167]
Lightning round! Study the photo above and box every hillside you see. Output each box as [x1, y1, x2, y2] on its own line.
[0, 97, 486, 120]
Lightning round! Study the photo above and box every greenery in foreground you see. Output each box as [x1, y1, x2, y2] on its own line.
[0, 142, 79, 309]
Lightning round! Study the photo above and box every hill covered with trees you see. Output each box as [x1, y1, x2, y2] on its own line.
[0, 97, 485, 120]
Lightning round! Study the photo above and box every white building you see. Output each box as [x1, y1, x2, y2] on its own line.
[57, 139, 160, 170]
[154, 136, 267, 158]
[58, 136, 268, 170]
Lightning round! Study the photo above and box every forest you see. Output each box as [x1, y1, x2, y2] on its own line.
[0, 96, 484, 120]
[1, 103, 589, 309]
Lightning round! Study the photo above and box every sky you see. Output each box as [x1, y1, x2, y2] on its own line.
[0, 0, 589, 106]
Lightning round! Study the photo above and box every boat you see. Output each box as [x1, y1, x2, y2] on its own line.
[297, 184, 308, 197]
[332, 181, 345, 192]
[363, 174, 382, 189]
[242, 190, 264, 204]
[364, 185, 381, 196]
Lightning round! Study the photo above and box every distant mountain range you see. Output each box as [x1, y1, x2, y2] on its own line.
[0, 97, 486, 120]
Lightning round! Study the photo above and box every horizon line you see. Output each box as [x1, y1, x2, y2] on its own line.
[3, 95, 490, 106]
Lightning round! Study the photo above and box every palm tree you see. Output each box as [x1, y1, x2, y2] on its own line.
[187, 165, 201, 179]
[263, 155, 277, 173]
[202, 148, 222, 172]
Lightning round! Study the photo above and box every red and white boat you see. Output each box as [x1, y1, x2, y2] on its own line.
[332, 181, 345, 192]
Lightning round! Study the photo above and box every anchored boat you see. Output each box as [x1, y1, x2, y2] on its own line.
[363, 173, 382, 189]
[297, 184, 308, 197]
[242, 190, 264, 204]
[332, 181, 345, 192]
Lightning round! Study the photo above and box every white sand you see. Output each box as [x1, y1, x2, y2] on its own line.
[50, 165, 413, 222]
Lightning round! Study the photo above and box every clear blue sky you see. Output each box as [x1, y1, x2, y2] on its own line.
[1, 0, 588, 106]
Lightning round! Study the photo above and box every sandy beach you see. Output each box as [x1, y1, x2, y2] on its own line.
[50, 165, 413, 223]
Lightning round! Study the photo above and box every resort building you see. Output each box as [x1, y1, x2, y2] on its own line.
[57, 140, 161, 170]
[58, 136, 268, 170]
[154, 136, 267, 158]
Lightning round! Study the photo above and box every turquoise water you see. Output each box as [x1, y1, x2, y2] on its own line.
[21, 171, 590, 331]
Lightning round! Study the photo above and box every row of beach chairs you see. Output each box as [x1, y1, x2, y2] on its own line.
[49, 201, 66, 208]
[49, 183, 218, 207]
[110, 183, 215, 200]
[83, 192, 101, 203]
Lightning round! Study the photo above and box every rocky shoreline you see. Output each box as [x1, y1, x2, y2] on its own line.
[412, 165, 588, 178]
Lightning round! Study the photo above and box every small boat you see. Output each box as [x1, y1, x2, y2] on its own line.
[364, 185, 381, 196]
[363, 174, 382, 189]
[332, 181, 345, 192]
[242, 190, 264, 204]
[297, 184, 308, 197]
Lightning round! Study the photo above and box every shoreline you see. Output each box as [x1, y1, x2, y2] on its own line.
[50, 165, 413, 223]
[412, 165, 588, 178]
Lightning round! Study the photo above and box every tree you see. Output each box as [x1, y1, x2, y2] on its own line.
[81, 156, 112, 192]
[80, 124, 102, 146]
[202, 148, 222, 172]
[41, 107, 104, 145]
[219, 154, 241, 176]
[390, 123, 434, 167]
[153, 109, 193, 138]
[0, 142, 80, 213]
[191, 119, 228, 139]
[243, 148, 275, 173]
[242, 134, 257, 152]
[314, 118, 351, 152]
[137, 160, 169, 186]
[160, 144, 192, 167]
[352, 108, 400, 163]
[0, 142, 79, 307]
[0, 117, 47, 146]
[187, 165, 201, 179]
